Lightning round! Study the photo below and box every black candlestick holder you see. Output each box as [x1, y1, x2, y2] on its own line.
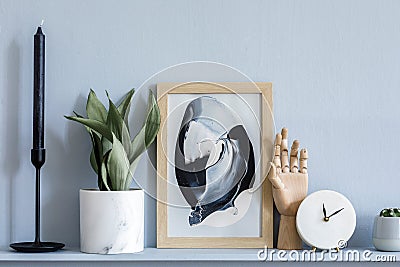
[10, 148, 65, 252]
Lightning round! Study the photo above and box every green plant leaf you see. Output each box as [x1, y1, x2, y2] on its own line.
[130, 127, 146, 162]
[117, 89, 135, 126]
[65, 116, 113, 142]
[145, 90, 161, 146]
[121, 121, 133, 160]
[107, 134, 130, 191]
[100, 151, 111, 191]
[106, 93, 133, 158]
[72, 111, 92, 133]
[101, 136, 113, 156]
[129, 90, 160, 162]
[87, 89, 107, 123]
[71, 112, 102, 174]
[124, 154, 142, 190]
[106, 93, 125, 142]
[89, 131, 102, 174]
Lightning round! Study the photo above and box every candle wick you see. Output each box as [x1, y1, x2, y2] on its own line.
[40, 19, 44, 27]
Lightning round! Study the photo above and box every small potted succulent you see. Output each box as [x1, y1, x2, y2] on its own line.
[372, 208, 400, 251]
[65, 89, 160, 254]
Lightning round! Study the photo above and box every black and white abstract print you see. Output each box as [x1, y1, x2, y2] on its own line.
[174, 96, 255, 226]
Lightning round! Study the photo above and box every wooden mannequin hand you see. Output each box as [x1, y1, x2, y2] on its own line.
[267, 128, 308, 249]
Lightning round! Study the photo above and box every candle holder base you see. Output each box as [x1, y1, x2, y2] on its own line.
[10, 241, 65, 253]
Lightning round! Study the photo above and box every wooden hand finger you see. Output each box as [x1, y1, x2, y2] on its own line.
[290, 140, 299, 172]
[300, 148, 308, 174]
[267, 162, 284, 189]
[281, 128, 289, 173]
[273, 133, 282, 173]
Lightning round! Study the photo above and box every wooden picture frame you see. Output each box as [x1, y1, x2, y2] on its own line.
[156, 82, 273, 248]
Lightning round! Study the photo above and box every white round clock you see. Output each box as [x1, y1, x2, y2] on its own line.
[296, 190, 356, 250]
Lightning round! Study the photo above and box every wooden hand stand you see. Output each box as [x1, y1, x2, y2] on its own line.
[267, 128, 308, 250]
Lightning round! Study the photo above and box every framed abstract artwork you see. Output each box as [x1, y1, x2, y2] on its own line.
[156, 82, 274, 248]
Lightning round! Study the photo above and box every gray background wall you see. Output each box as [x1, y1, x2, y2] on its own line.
[1, 0, 400, 266]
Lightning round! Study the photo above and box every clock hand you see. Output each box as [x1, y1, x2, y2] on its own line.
[323, 203, 329, 222]
[327, 208, 344, 218]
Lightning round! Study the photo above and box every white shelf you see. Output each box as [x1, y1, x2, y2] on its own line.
[0, 247, 258, 262]
[0, 247, 399, 262]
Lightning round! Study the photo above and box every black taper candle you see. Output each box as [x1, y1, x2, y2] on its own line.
[31, 25, 47, 248]
[10, 23, 64, 253]
[33, 26, 45, 149]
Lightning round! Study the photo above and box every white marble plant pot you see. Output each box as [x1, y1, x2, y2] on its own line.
[80, 189, 144, 254]
[373, 216, 400, 252]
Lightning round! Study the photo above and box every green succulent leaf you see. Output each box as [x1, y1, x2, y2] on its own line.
[106, 94, 125, 142]
[145, 91, 161, 146]
[124, 154, 142, 190]
[64, 116, 113, 142]
[100, 151, 111, 191]
[117, 89, 135, 126]
[72, 111, 92, 133]
[380, 208, 400, 217]
[87, 89, 107, 123]
[122, 121, 133, 160]
[89, 131, 102, 174]
[107, 134, 130, 191]
[129, 91, 160, 162]
[101, 136, 113, 156]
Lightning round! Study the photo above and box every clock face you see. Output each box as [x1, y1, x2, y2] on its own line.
[296, 190, 356, 250]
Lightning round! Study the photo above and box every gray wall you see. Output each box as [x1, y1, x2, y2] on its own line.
[1, 0, 400, 265]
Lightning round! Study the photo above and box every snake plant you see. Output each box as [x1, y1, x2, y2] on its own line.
[65, 89, 160, 191]
[380, 208, 400, 217]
